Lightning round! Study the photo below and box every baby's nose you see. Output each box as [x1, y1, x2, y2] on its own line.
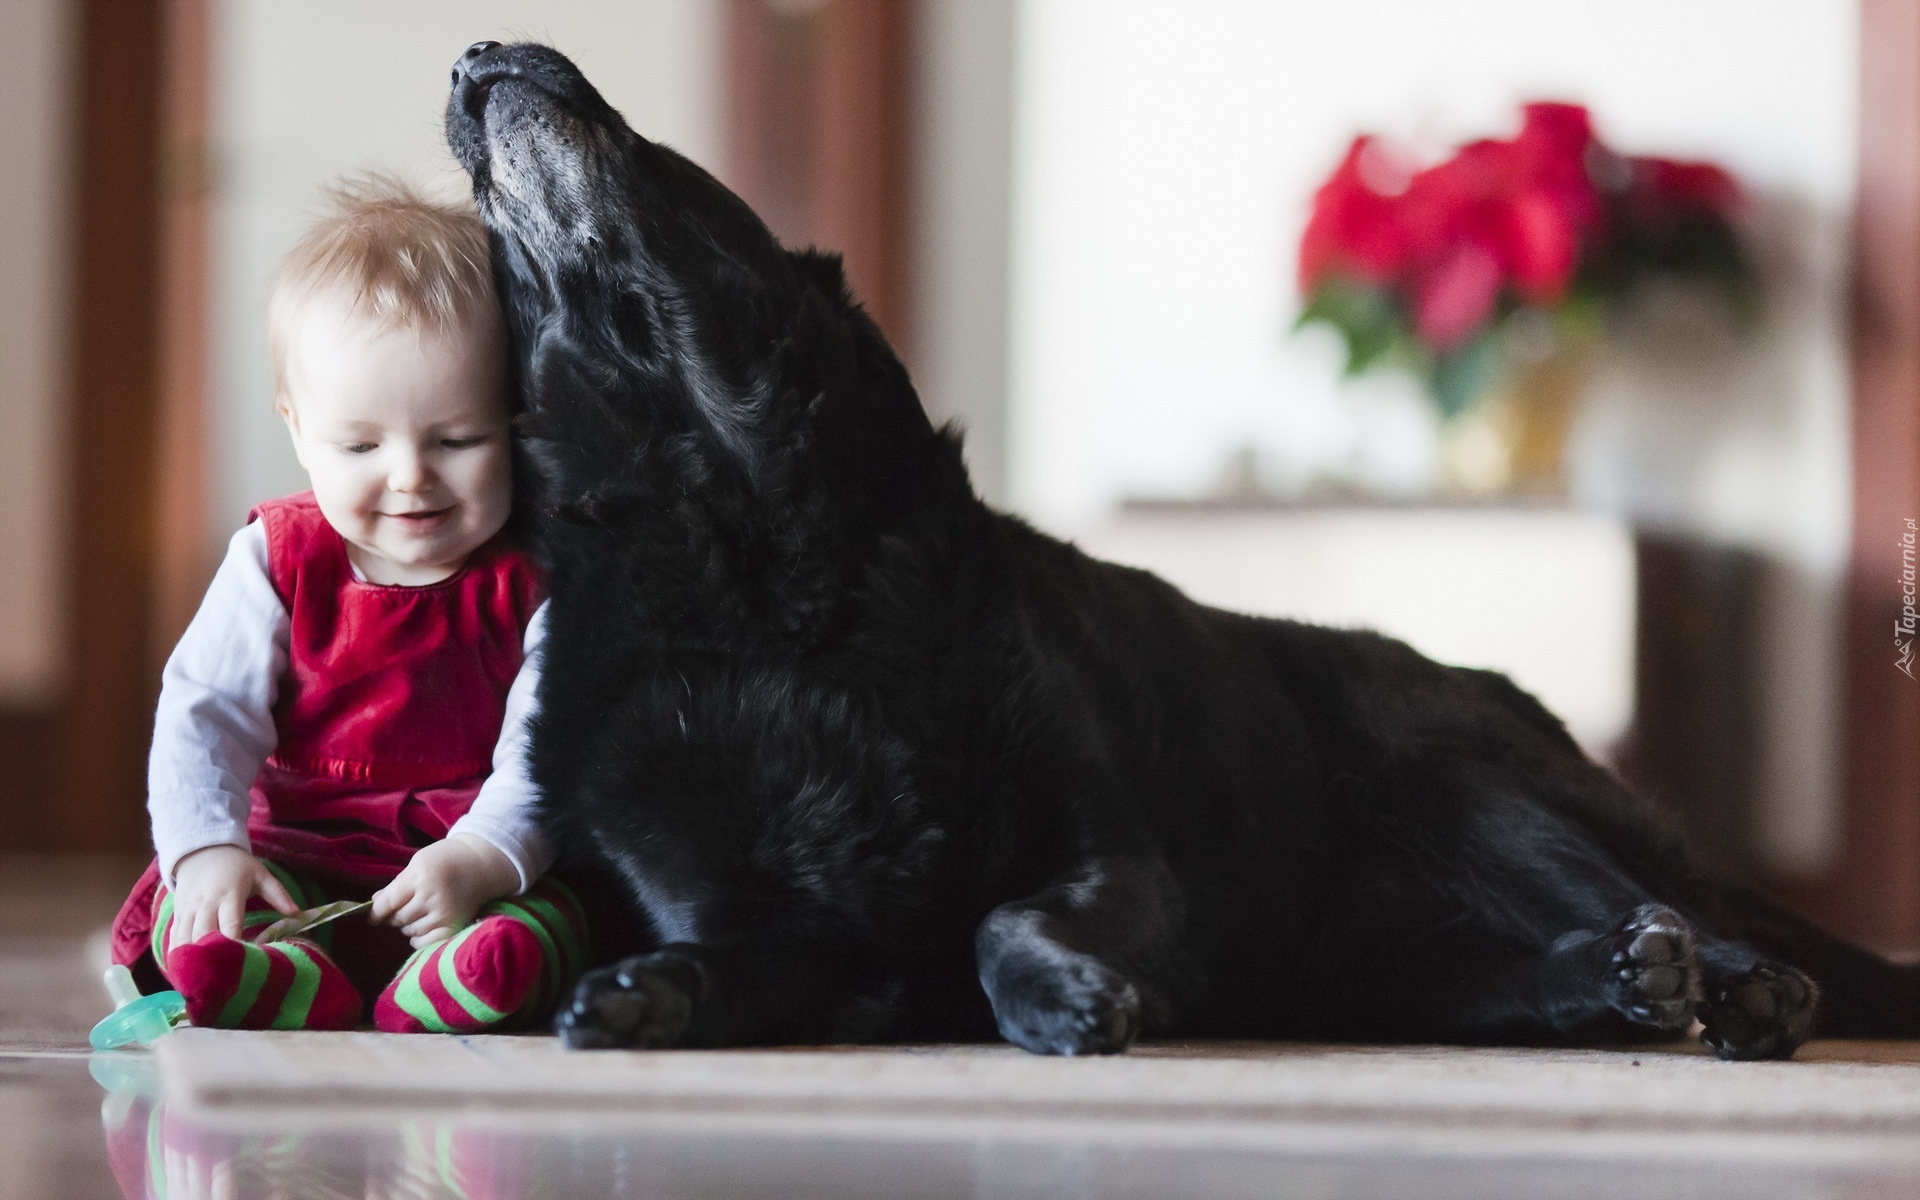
[388, 454, 430, 490]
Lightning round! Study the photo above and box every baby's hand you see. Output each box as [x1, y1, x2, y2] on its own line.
[170, 845, 300, 943]
[370, 834, 521, 948]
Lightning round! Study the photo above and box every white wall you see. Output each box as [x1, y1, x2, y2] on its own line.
[913, 0, 1019, 507]
[1005, 0, 1858, 871]
[0, 0, 73, 705]
[209, 0, 724, 542]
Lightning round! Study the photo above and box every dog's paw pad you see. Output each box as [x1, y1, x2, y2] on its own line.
[993, 958, 1141, 1057]
[554, 952, 700, 1050]
[1606, 904, 1698, 1031]
[1700, 963, 1817, 1061]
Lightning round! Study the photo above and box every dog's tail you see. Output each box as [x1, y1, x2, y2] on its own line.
[1688, 875, 1920, 1036]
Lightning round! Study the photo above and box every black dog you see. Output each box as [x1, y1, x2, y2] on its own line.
[447, 42, 1918, 1060]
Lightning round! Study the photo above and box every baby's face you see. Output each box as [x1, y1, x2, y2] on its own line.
[279, 290, 512, 585]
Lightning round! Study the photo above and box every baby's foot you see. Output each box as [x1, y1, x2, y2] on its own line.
[166, 932, 361, 1030]
[374, 882, 585, 1033]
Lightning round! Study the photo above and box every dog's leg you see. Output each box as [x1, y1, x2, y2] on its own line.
[1489, 904, 1699, 1039]
[1416, 914, 1814, 1059]
[556, 933, 892, 1050]
[555, 881, 909, 1051]
[974, 856, 1188, 1056]
[553, 836, 914, 1050]
[1345, 903, 1703, 1044]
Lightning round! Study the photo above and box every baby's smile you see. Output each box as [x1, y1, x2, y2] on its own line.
[277, 288, 512, 587]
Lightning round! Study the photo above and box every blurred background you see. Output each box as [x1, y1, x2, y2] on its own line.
[0, 0, 1914, 951]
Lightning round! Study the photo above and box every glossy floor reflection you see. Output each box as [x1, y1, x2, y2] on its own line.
[2, 1048, 1912, 1200]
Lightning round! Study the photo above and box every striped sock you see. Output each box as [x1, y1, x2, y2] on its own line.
[164, 932, 363, 1030]
[153, 860, 362, 1031]
[372, 880, 586, 1034]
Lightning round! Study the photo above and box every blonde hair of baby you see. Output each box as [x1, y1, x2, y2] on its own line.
[270, 176, 497, 400]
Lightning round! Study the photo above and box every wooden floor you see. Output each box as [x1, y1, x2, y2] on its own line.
[160, 1028, 1920, 1148]
[10, 856, 1920, 1199]
[0, 856, 152, 1200]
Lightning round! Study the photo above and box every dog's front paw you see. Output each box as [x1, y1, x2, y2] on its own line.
[1605, 904, 1698, 1032]
[989, 955, 1141, 1057]
[555, 950, 705, 1050]
[1699, 963, 1816, 1061]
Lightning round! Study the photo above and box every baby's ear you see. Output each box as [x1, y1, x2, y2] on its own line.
[275, 396, 309, 467]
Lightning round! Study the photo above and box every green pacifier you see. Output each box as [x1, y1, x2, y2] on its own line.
[88, 964, 189, 1051]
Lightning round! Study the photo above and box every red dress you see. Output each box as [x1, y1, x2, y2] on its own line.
[110, 492, 546, 969]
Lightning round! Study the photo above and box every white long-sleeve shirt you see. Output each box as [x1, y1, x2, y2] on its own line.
[147, 521, 554, 891]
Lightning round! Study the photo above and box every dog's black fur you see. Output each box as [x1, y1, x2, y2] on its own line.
[448, 42, 1919, 1060]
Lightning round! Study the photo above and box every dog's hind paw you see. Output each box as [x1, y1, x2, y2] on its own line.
[555, 950, 705, 1050]
[1605, 904, 1698, 1032]
[990, 955, 1141, 1056]
[1699, 963, 1816, 1061]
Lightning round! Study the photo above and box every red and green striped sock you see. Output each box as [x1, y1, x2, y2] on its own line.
[372, 880, 587, 1034]
[163, 933, 363, 1030]
[153, 860, 362, 1031]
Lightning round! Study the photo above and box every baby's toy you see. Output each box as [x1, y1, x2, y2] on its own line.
[252, 898, 371, 944]
[89, 965, 188, 1050]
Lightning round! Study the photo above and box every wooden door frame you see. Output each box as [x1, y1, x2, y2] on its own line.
[723, 0, 916, 359]
[0, 0, 208, 854]
[154, 0, 215, 672]
[1798, 0, 1920, 953]
[42, 0, 167, 854]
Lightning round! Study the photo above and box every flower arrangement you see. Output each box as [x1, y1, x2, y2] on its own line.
[1296, 103, 1757, 419]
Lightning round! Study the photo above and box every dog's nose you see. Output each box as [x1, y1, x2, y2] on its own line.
[451, 40, 503, 86]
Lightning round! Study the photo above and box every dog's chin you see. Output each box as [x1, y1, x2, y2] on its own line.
[481, 170, 581, 269]
[478, 102, 627, 266]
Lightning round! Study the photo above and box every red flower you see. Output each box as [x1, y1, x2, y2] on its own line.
[1503, 187, 1583, 302]
[1416, 241, 1503, 350]
[1298, 136, 1411, 290]
[1396, 142, 1518, 346]
[1514, 102, 1594, 179]
[1296, 101, 1756, 396]
[1389, 111, 1601, 335]
[1629, 156, 1742, 220]
[1487, 105, 1600, 301]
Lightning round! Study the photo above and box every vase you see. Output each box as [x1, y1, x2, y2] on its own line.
[1439, 340, 1591, 499]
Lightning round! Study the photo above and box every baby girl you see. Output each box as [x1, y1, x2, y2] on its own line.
[108, 179, 582, 1033]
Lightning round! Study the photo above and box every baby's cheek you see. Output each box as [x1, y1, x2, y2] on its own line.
[465, 448, 514, 535]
